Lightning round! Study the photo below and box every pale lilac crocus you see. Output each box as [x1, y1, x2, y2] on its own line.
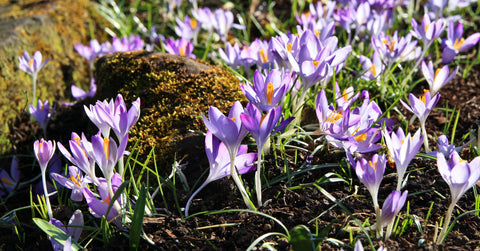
[164, 37, 196, 58]
[191, 7, 214, 33]
[241, 104, 283, 206]
[400, 90, 440, 152]
[0, 156, 20, 196]
[241, 69, 292, 112]
[58, 132, 98, 185]
[83, 173, 123, 227]
[359, 51, 384, 81]
[74, 39, 103, 72]
[175, 15, 201, 42]
[29, 99, 55, 137]
[211, 8, 245, 42]
[202, 102, 255, 210]
[381, 190, 408, 227]
[410, 15, 445, 47]
[442, 20, 480, 63]
[84, 99, 114, 138]
[34, 139, 56, 219]
[106, 94, 141, 141]
[71, 78, 97, 101]
[184, 131, 257, 216]
[218, 42, 243, 69]
[51, 166, 91, 202]
[436, 151, 480, 243]
[421, 61, 458, 96]
[383, 128, 423, 190]
[354, 154, 386, 210]
[18, 51, 50, 105]
[429, 135, 456, 158]
[49, 209, 83, 251]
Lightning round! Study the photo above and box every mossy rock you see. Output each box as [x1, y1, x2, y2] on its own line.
[0, 0, 108, 154]
[94, 51, 247, 174]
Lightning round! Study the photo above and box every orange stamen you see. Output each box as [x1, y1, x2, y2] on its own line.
[313, 60, 319, 68]
[342, 89, 349, 101]
[354, 133, 367, 142]
[368, 160, 378, 171]
[370, 64, 377, 76]
[453, 38, 465, 51]
[287, 43, 292, 52]
[231, 117, 236, 122]
[103, 138, 110, 161]
[69, 174, 82, 187]
[179, 45, 186, 57]
[434, 68, 442, 82]
[190, 19, 197, 29]
[29, 58, 34, 67]
[259, 49, 268, 63]
[266, 83, 274, 105]
[419, 89, 429, 105]
[102, 196, 111, 205]
[326, 111, 343, 123]
[1, 177, 13, 186]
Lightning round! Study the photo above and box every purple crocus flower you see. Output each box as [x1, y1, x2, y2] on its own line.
[212, 8, 245, 42]
[429, 135, 456, 158]
[51, 166, 91, 202]
[18, 50, 49, 77]
[111, 35, 145, 52]
[372, 32, 419, 65]
[184, 131, 257, 216]
[383, 127, 423, 190]
[34, 139, 56, 219]
[359, 51, 384, 81]
[442, 20, 480, 63]
[381, 190, 408, 227]
[437, 151, 480, 206]
[248, 38, 275, 69]
[400, 90, 440, 126]
[421, 61, 457, 96]
[91, 131, 128, 184]
[241, 104, 283, 150]
[436, 151, 480, 243]
[58, 132, 98, 185]
[83, 173, 123, 226]
[333, 82, 359, 112]
[106, 94, 141, 141]
[410, 15, 445, 46]
[164, 37, 196, 58]
[74, 39, 103, 70]
[241, 69, 292, 111]
[354, 154, 386, 208]
[29, 99, 55, 134]
[203, 101, 249, 155]
[191, 7, 214, 32]
[0, 156, 20, 196]
[71, 78, 97, 101]
[175, 15, 201, 41]
[49, 209, 83, 251]
[218, 42, 245, 68]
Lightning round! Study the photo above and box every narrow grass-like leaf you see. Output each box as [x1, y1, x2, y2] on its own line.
[105, 180, 131, 220]
[130, 185, 146, 251]
[33, 218, 82, 251]
[289, 225, 315, 251]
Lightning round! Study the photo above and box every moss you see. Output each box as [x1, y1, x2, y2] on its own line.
[95, 51, 247, 173]
[0, 0, 108, 154]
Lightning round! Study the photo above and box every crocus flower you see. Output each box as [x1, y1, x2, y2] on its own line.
[383, 127, 423, 190]
[381, 190, 408, 227]
[354, 154, 386, 208]
[84, 99, 114, 138]
[400, 90, 440, 125]
[421, 61, 458, 96]
[428, 135, 456, 158]
[74, 39, 103, 71]
[218, 42, 243, 68]
[0, 156, 20, 196]
[163, 37, 196, 58]
[51, 166, 91, 202]
[175, 15, 201, 41]
[372, 32, 419, 66]
[18, 50, 49, 77]
[359, 51, 384, 81]
[202, 102, 254, 209]
[184, 131, 257, 216]
[58, 132, 98, 185]
[71, 78, 97, 101]
[400, 90, 440, 152]
[91, 131, 128, 185]
[410, 15, 445, 46]
[29, 99, 55, 135]
[211, 8, 245, 42]
[83, 173, 123, 226]
[248, 38, 275, 69]
[442, 20, 480, 63]
[34, 139, 56, 219]
[241, 69, 292, 111]
[191, 7, 214, 33]
[436, 151, 480, 243]
[49, 209, 83, 251]
[111, 35, 145, 52]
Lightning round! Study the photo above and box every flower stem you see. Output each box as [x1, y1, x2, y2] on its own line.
[420, 122, 430, 153]
[229, 151, 256, 211]
[375, 204, 383, 238]
[41, 169, 53, 220]
[32, 74, 37, 107]
[255, 148, 263, 207]
[436, 200, 456, 244]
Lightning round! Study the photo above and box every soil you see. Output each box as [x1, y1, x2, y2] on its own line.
[1, 63, 480, 251]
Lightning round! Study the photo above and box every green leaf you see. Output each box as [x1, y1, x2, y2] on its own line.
[106, 180, 131, 218]
[33, 218, 82, 251]
[130, 185, 147, 250]
[289, 225, 315, 251]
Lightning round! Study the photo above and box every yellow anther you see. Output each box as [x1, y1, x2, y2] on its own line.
[103, 138, 110, 161]
[1, 177, 13, 186]
[70, 174, 82, 187]
[453, 38, 465, 51]
[259, 49, 268, 63]
[313, 60, 319, 67]
[326, 111, 343, 123]
[190, 19, 197, 29]
[179, 45, 186, 57]
[370, 64, 377, 76]
[354, 133, 367, 142]
[266, 83, 274, 105]
[287, 43, 292, 52]
[434, 68, 442, 82]
[368, 160, 378, 171]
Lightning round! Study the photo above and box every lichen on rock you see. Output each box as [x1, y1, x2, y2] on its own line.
[95, 51, 246, 173]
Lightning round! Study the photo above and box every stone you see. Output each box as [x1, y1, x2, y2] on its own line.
[94, 51, 247, 173]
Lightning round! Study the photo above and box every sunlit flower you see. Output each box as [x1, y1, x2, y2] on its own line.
[400, 90, 440, 125]
[163, 37, 196, 58]
[184, 131, 257, 216]
[442, 20, 480, 63]
[410, 15, 445, 46]
[51, 166, 91, 202]
[71, 78, 97, 101]
[49, 209, 83, 251]
[421, 61, 458, 96]
[83, 173, 123, 226]
[29, 99, 55, 134]
[381, 190, 408, 227]
[354, 154, 386, 208]
[18, 50, 49, 77]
